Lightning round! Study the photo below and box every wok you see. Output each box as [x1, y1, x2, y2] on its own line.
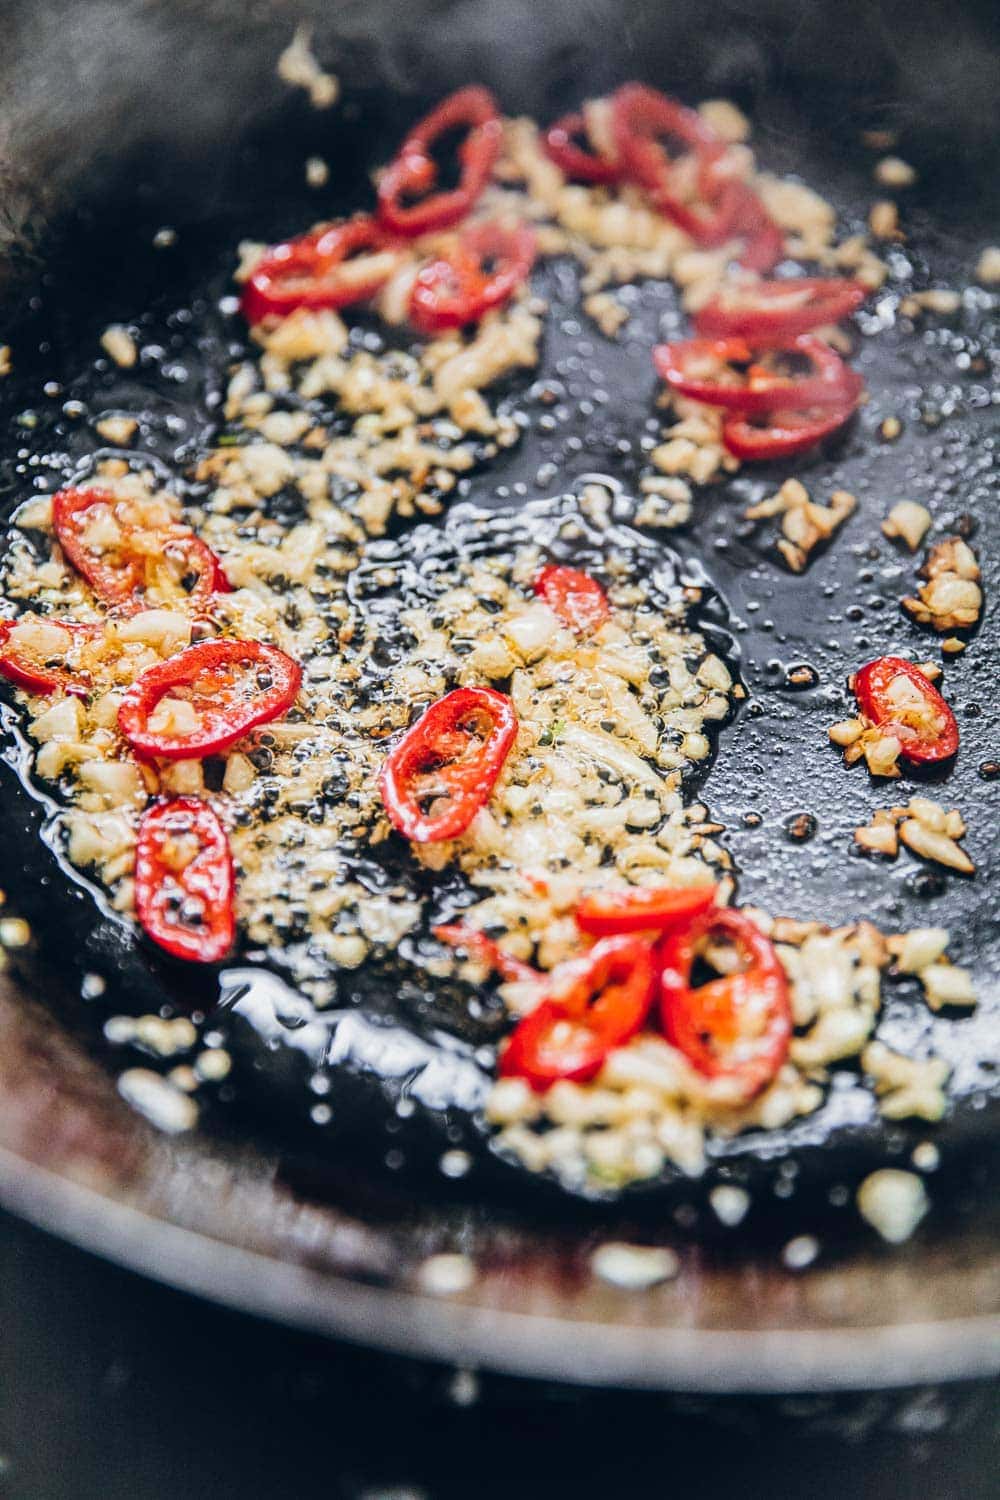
[0, 0, 998, 1391]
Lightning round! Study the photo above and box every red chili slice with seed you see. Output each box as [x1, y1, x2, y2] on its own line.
[377, 86, 502, 237]
[694, 277, 867, 346]
[118, 639, 302, 761]
[654, 333, 860, 415]
[501, 935, 656, 1090]
[409, 219, 537, 334]
[659, 908, 791, 1099]
[135, 796, 235, 963]
[853, 655, 959, 764]
[240, 216, 404, 324]
[0, 615, 98, 697]
[576, 883, 716, 937]
[380, 686, 517, 843]
[611, 83, 719, 195]
[721, 391, 860, 461]
[52, 487, 229, 611]
[543, 110, 622, 184]
[533, 564, 610, 634]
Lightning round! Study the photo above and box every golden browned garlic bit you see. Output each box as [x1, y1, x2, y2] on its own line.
[697, 99, 751, 142]
[582, 291, 629, 338]
[276, 24, 339, 108]
[868, 201, 901, 240]
[857, 1169, 928, 1243]
[0, 344, 11, 377]
[874, 156, 916, 188]
[902, 536, 982, 633]
[95, 415, 138, 446]
[853, 809, 900, 857]
[975, 246, 1000, 285]
[745, 480, 856, 573]
[100, 324, 138, 369]
[881, 500, 931, 552]
[855, 797, 974, 874]
[899, 288, 962, 318]
[862, 1041, 949, 1122]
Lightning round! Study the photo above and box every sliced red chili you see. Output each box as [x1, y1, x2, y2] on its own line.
[0, 615, 97, 697]
[533, 564, 610, 634]
[611, 83, 718, 195]
[542, 110, 622, 184]
[721, 392, 859, 461]
[377, 85, 502, 237]
[659, 908, 791, 1098]
[240, 217, 403, 324]
[118, 639, 302, 761]
[408, 220, 536, 334]
[380, 686, 517, 843]
[433, 923, 540, 984]
[612, 84, 762, 247]
[135, 796, 234, 963]
[654, 333, 860, 415]
[501, 935, 656, 1091]
[725, 185, 785, 272]
[576, 883, 716, 937]
[52, 487, 228, 611]
[694, 277, 867, 346]
[499, 1000, 613, 1089]
[853, 656, 959, 765]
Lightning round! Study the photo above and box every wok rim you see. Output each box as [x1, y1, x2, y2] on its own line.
[2, 1144, 998, 1392]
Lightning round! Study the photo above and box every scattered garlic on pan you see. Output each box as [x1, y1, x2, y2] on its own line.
[881, 500, 931, 552]
[857, 1169, 928, 1243]
[583, 290, 629, 338]
[899, 817, 974, 874]
[635, 475, 693, 530]
[831, 232, 889, 290]
[874, 156, 917, 188]
[853, 809, 899, 857]
[855, 796, 974, 873]
[903, 535, 982, 632]
[868, 200, 901, 240]
[745, 480, 857, 572]
[828, 715, 906, 777]
[117, 1068, 199, 1134]
[708, 1184, 751, 1227]
[862, 1041, 949, 1122]
[276, 24, 339, 109]
[591, 1241, 680, 1290]
[886, 926, 950, 974]
[781, 1235, 819, 1270]
[919, 963, 977, 1011]
[0, 917, 31, 949]
[975, 246, 1000, 284]
[95, 415, 138, 446]
[697, 98, 751, 142]
[899, 288, 962, 316]
[99, 324, 138, 368]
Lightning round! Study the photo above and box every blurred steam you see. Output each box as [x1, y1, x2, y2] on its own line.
[1, 0, 998, 277]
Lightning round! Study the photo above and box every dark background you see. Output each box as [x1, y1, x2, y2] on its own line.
[1, 1208, 997, 1500]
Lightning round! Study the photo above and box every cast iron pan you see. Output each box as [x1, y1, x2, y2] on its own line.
[0, 0, 997, 1389]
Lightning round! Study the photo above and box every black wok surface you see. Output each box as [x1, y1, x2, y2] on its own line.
[0, 0, 997, 1388]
